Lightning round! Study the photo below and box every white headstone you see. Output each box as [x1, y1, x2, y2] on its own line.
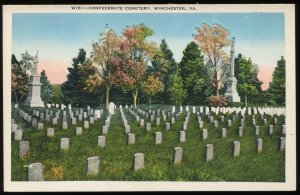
[133, 153, 144, 171]
[86, 156, 100, 176]
[108, 102, 115, 115]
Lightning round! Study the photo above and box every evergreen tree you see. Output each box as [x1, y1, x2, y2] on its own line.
[61, 48, 86, 106]
[159, 39, 178, 104]
[179, 42, 211, 104]
[234, 54, 262, 106]
[11, 54, 30, 103]
[40, 70, 53, 103]
[167, 71, 187, 106]
[268, 56, 285, 105]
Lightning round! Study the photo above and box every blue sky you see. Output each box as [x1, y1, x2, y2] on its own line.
[12, 13, 285, 86]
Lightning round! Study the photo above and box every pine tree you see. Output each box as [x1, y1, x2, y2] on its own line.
[179, 42, 211, 104]
[268, 56, 285, 105]
[159, 39, 178, 104]
[167, 71, 187, 106]
[40, 70, 53, 103]
[61, 48, 86, 106]
[234, 54, 262, 106]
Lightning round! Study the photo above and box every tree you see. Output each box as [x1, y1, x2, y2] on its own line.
[112, 23, 161, 108]
[179, 42, 211, 104]
[167, 71, 187, 106]
[61, 48, 86, 106]
[11, 54, 30, 103]
[158, 39, 178, 104]
[234, 54, 262, 106]
[268, 56, 285, 105]
[90, 27, 121, 108]
[79, 58, 103, 106]
[142, 75, 164, 106]
[52, 84, 64, 104]
[194, 23, 231, 96]
[40, 69, 53, 103]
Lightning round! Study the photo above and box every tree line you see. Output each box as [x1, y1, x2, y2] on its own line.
[11, 23, 286, 107]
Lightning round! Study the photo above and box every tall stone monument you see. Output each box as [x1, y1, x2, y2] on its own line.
[24, 51, 44, 107]
[225, 37, 240, 102]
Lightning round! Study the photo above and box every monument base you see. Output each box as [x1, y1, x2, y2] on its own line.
[225, 76, 241, 103]
[24, 74, 44, 107]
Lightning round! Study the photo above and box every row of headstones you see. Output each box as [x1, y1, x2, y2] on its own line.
[12, 109, 107, 143]
[19, 108, 102, 122]
[16, 109, 103, 132]
[25, 136, 287, 181]
[197, 115, 286, 138]
[127, 108, 183, 132]
[209, 106, 285, 116]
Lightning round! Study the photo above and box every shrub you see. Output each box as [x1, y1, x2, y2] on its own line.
[207, 96, 228, 106]
[44, 166, 64, 180]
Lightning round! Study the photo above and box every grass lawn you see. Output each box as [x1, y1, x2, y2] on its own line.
[11, 105, 285, 181]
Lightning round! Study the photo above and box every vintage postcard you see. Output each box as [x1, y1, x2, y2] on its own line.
[3, 4, 296, 191]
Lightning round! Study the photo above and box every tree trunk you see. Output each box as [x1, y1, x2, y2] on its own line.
[14, 91, 18, 104]
[149, 96, 152, 107]
[105, 86, 110, 109]
[245, 94, 248, 107]
[214, 71, 220, 97]
[132, 89, 138, 109]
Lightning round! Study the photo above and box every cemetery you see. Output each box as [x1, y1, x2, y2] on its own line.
[10, 20, 286, 182]
[11, 104, 285, 181]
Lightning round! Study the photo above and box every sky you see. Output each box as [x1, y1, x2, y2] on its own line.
[12, 13, 285, 90]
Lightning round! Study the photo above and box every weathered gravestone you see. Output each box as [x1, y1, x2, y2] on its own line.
[233, 141, 240, 157]
[84, 121, 89, 129]
[255, 126, 260, 135]
[180, 131, 185, 143]
[60, 138, 69, 150]
[52, 117, 58, 125]
[86, 156, 100, 176]
[269, 125, 273, 135]
[37, 122, 44, 130]
[98, 136, 106, 148]
[124, 125, 130, 134]
[108, 102, 115, 115]
[145, 123, 151, 132]
[133, 153, 144, 171]
[76, 127, 83, 135]
[221, 128, 227, 138]
[139, 119, 144, 127]
[102, 125, 108, 135]
[165, 123, 170, 131]
[155, 132, 162, 145]
[90, 117, 94, 124]
[128, 133, 135, 145]
[173, 147, 183, 165]
[19, 141, 29, 158]
[257, 138, 263, 152]
[282, 125, 286, 135]
[238, 127, 243, 137]
[47, 128, 54, 137]
[62, 122, 68, 130]
[156, 118, 160, 126]
[206, 144, 214, 162]
[280, 137, 285, 151]
[14, 130, 22, 141]
[28, 163, 44, 181]
[202, 129, 208, 140]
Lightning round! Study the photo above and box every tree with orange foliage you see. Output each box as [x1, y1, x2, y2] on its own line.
[142, 75, 164, 106]
[194, 23, 231, 97]
[89, 27, 121, 108]
[112, 23, 161, 108]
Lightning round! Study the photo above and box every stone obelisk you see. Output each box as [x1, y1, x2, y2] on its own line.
[24, 51, 44, 107]
[225, 37, 240, 103]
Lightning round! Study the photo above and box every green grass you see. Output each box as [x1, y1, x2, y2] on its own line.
[11, 105, 285, 181]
